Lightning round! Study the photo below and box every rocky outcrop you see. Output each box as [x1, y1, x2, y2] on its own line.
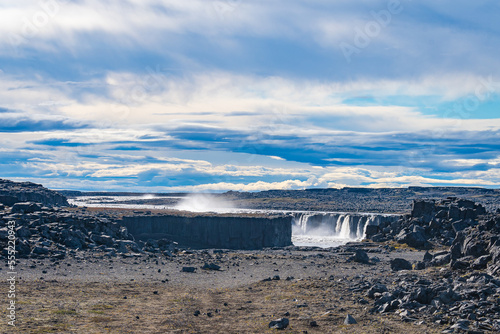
[121, 214, 292, 250]
[0, 179, 68, 207]
[0, 206, 139, 259]
[355, 271, 500, 332]
[365, 197, 488, 249]
[446, 214, 500, 276]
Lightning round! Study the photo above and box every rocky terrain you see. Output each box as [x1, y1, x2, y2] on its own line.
[0, 179, 499, 333]
[62, 186, 500, 214]
[0, 179, 68, 208]
[221, 187, 500, 213]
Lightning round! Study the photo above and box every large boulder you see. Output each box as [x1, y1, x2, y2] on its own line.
[462, 234, 489, 258]
[0, 195, 18, 207]
[11, 202, 42, 214]
[396, 227, 429, 249]
[269, 318, 289, 329]
[411, 200, 436, 221]
[91, 234, 114, 247]
[350, 249, 370, 264]
[390, 258, 412, 271]
[364, 225, 379, 237]
[17, 239, 32, 257]
[60, 230, 85, 249]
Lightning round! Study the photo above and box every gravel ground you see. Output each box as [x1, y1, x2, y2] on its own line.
[0, 243, 446, 334]
[12, 244, 425, 288]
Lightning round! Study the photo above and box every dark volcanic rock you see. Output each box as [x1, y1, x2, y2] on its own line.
[390, 258, 412, 271]
[396, 228, 429, 249]
[11, 202, 42, 214]
[344, 314, 357, 325]
[201, 263, 221, 271]
[268, 318, 289, 329]
[220, 187, 500, 213]
[0, 179, 68, 207]
[411, 200, 436, 222]
[350, 249, 370, 264]
[122, 214, 292, 250]
[370, 197, 493, 252]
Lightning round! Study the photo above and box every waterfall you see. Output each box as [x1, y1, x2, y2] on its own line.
[292, 212, 399, 242]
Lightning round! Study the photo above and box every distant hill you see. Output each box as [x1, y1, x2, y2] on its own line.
[59, 185, 500, 214]
[0, 179, 69, 207]
[221, 186, 500, 213]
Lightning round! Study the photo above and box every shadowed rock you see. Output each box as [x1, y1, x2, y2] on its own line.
[344, 314, 357, 325]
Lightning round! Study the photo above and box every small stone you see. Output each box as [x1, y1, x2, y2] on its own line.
[269, 318, 289, 329]
[201, 263, 221, 271]
[344, 314, 357, 325]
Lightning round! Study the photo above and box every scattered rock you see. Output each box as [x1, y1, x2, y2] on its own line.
[201, 263, 221, 271]
[344, 314, 357, 325]
[390, 258, 412, 271]
[268, 318, 289, 329]
[11, 202, 42, 214]
[350, 249, 370, 264]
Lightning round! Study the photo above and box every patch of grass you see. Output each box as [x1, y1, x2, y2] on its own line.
[32, 323, 71, 333]
[90, 316, 113, 323]
[91, 303, 114, 310]
[51, 309, 77, 315]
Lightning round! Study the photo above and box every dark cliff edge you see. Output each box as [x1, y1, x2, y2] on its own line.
[121, 214, 292, 250]
[0, 179, 69, 207]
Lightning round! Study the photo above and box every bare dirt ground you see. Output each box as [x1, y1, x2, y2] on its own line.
[0, 245, 447, 333]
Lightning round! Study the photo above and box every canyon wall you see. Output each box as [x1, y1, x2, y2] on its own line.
[121, 214, 292, 250]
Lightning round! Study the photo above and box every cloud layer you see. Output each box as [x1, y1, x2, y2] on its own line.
[1, 1, 499, 191]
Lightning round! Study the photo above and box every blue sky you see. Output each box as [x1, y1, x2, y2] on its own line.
[1, 0, 500, 192]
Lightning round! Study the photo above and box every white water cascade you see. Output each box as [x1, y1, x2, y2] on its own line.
[291, 212, 399, 247]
